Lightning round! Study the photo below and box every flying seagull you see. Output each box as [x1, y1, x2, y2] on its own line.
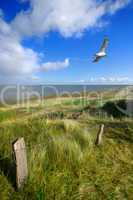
[93, 37, 109, 63]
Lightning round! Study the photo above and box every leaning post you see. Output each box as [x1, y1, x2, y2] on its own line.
[12, 137, 28, 189]
[95, 124, 105, 145]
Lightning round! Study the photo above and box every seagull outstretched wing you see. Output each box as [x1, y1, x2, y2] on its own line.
[93, 56, 101, 63]
[100, 38, 109, 52]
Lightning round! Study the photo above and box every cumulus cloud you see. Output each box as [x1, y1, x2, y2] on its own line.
[12, 0, 131, 37]
[0, 20, 38, 75]
[0, 18, 40, 76]
[0, 0, 131, 83]
[0, 18, 69, 78]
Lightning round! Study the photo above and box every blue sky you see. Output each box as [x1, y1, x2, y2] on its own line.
[0, 0, 133, 84]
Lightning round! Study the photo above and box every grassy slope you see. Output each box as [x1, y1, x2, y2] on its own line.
[0, 93, 133, 200]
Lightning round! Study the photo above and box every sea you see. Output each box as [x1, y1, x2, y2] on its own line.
[0, 84, 128, 104]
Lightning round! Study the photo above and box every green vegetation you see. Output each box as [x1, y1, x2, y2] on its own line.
[0, 92, 133, 199]
[102, 99, 133, 118]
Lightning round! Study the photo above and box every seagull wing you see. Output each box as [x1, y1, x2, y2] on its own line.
[93, 56, 101, 63]
[100, 38, 109, 52]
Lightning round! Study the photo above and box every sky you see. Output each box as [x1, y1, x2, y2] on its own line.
[0, 0, 133, 84]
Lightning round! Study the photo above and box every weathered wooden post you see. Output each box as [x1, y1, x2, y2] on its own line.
[12, 137, 28, 189]
[95, 124, 105, 145]
[111, 115, 114, 121]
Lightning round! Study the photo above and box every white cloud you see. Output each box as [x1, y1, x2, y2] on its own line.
[87, 76, 132, 84]
[0, 0, 131, 83]
[0, 19, 39, 76]
[41, 58, 69, 71]
[12, 0, 131, 38]
[0, 18, 70, 79]
[107, 0, 131, 14]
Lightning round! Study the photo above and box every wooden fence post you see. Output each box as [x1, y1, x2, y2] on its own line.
[95, 124, 105, 145]
[12, 138, 28, 189]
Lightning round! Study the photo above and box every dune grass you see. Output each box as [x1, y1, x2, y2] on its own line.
[0, 112, 133, 200]
[0, 90, 133, 199]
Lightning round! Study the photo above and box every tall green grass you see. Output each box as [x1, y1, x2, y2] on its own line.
[0, 116, 133, 199]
